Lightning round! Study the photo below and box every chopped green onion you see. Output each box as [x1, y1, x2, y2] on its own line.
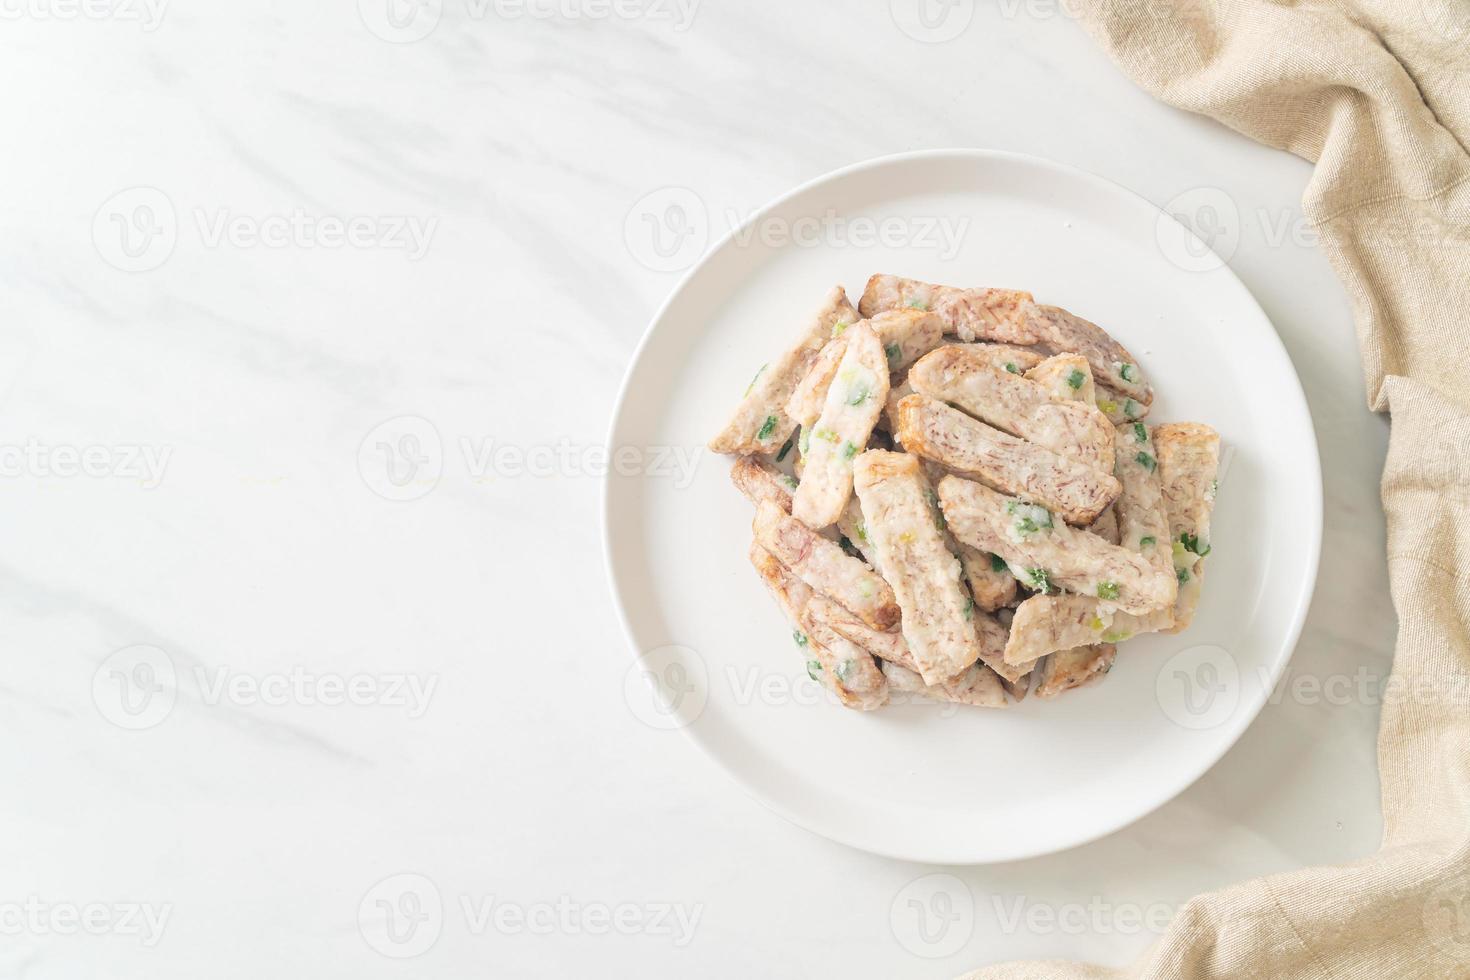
[1096, 581, 1120, 601]
[990, 553, 1007, 573]
[962, 597, 974, 620]
[1133, 422, 1148, 444]
[1177, 567, 1191, 584]
[834, 659, 855, 681]
[1066, 369, 1085, 390]
[744, 364, 767, 396]
[806, 660, 822, 681]
[846, 384, 870, 406]
[1004, 362, 1019, 374]
[1007, 501, 1053, 535]
[831, 320, 851, 338]
[782, 474, 799, 491]
[799, 427, 811, 455]
[855, 521, 868, 543]
[841, 441, 859, 461]
[793, 630, 808, 647]
[1119, 363, 1138, 383]
[1123, 399, 1141, 419]
[757, 415, 778, 441]
[775, 435, 795, 462]
[1027, 568, 1052, 592]
[1135, 451, 1156, 471]
[1098, 399, 1119, 415]
[1140, 535, 1156, 548]
[813, 427, 839, 443]
[1180, 533, 1212, 557]
[884, 342, 902, 365]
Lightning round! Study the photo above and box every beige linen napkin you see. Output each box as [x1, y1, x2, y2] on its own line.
[960, 1, 1470, 976]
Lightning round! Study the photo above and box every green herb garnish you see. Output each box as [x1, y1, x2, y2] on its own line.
[1135, 451, 1156, 471]
[1140, 535, 1156, 548]
[757, 415, 778, 441]
[1180, 532, 1211, 557]
[990, 553, 1007, 573]
[806, 660, 822, 680]
[841, 441, 859, 461]
[1123, 399, 1141, 419]
[1119, 363, 1138, 383]
[847, 383, 870, 406]
[1132, 422, 1148, 444]
[1004, 362, 1019, 374]
[884, 342, 902, 365]
[794, 631, 808, 647]
[1096, 581, 1120, 601]
[775, 435, 794, 462]
[1027, 568, 1052, 592]
[962, 597, 974, 621]
[1177, 567, 1191, 584]
[1066, 369, 1085, 390]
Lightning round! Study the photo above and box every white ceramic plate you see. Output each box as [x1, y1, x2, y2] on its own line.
[604, 150, 1321, 864]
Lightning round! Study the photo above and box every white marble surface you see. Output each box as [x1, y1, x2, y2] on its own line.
[0, 2, 1394, 977]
